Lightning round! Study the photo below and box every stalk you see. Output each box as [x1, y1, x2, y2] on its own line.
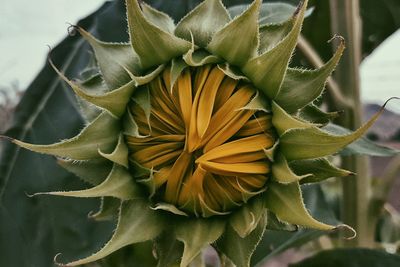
[329, 0, 374, 247]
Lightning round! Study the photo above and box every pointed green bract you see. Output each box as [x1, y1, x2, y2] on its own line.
[218, 63, 250, 81]
[298, 104, 341, 125]
[266, 211, 298, 231]
[242, 0, 308, 99]
[40, 164, 141, 200]
[290, 158, 354, 184]
[89, 197, 121, 221]
[272, 153, 312, 184]
[141, 2, 175, 33]
[98, 134, 129, 168]
[57, 158, 112, 186]
[12, 112, 119, 160]
[154, 232, 183, 267]
[75, 74, 105, 122]
[217, 216, 267, 267]
[170, 58, 188, 92]
[175, 218, 225, 267]
[275, 39, 345, 113]
[259, 18, 294, 53]
[229, 196, 265, 238]
[126, 64, 165, 86]
[241, 91, 271, 113]
[271, 101, 312, 135]
[265, 181, 333, 230]
[126, 0, 191, 69]
[61, 200, 164, 266]
[183, 48, 222, 67]
[175, 0, 230, 47]
[280, 102, 388, 160]
[207, 0, 261, 66]
[77, 27, 140, 88]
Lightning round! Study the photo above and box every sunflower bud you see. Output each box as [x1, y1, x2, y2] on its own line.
[5, 0, 389, 266]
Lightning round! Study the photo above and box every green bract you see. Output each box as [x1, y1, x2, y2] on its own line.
[4, 0, 394, 266]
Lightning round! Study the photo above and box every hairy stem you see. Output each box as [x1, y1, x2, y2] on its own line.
[329, 0, 374, 247]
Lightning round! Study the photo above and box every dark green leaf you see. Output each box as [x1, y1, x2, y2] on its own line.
[290, 248, 400, 267]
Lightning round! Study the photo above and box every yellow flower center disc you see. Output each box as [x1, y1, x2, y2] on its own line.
[125, 65, 276, 216]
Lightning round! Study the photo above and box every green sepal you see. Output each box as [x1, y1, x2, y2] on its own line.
[57, 158, 112, 186]
[271, 101, 312, 135]
[272, 153, 312, 184]
[169, 58, 188, 92]
[132, 87, 152, 131]
[265, 181, 334, 230]
[218, 63, 250, 81]
[98, 134, 129, 168]
[130, 161, 157, 197]
[216, 215, 267, 267]
[77, 27, 140, 88]
[229, 195, 265, 238]
[266, 211, 298, 231]
[240, 91, 271, 113]
[11, 112, 119, 160]
[264, 140, 279, 161]
[290, 158, 354, 184]
[122, 109, 148, 138]
[279, 101, 389, 160]
[323, 123, 400, 157]
[35, 164, 141, 200]
[229, 2, 310, 25]
[207, 0, 261, 66]
[183, 43, 222, 67]
[154, 231, 184, 267]
[126, 64, 165, 86]
[59, 199, 165, 266]
[275, 39, 345, 113]
[298, 104, 341, 125]
[75, 74, 105, 122]
[242, 0, 308, 99]
[175, 218, 225, 267]
[50, 59, 136, 118]
[152, 203, 188, 216]
[141, 2, 175, 33]
[259, 17, 294, 54]
[175, 0, 231, 47]
[88, 197, 121, 221]
[126, 0, 191, 69]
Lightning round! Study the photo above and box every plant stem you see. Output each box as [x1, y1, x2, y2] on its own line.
[329, 0, 374, 247]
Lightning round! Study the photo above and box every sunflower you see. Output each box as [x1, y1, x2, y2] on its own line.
[7, 0, 386, 266]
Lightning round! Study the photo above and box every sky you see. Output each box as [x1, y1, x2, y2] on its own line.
[0, 0, 399, 113]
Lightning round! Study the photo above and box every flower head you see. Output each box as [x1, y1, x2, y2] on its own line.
[7, 0, 386, 266]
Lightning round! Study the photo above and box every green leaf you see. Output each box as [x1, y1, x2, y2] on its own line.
[272, 153, 312, 184]
[77, 27, 140, 88]
[291, 248, 400, 267]
[175, 218, 225, 267]
[229, 195, 265, 238]
[36, 164, 141, 200]
[51, 60, 136, 118]
[207, 0, 261, 66]
[279, 102, 391, 160]
[323, 123, 400, 157]
[175, 0, 231, 47]
[60, 200, 165, 266]
[98, 134, 129, 168]
[290, 157, 354, 184]
[265, 181, 334, 230]
[8, 112, 120, 160]
[216, 215, 267, 267]
[275, 39, 345, 113]
[169, 57, 188, 92]
[126, 0, 191, 69]
[242, 0, 308, 99]
[57, 158, 112, 186]
[271, 101, 312, 135]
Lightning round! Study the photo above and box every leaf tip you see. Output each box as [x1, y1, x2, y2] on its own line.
[333, 224, 357, 240]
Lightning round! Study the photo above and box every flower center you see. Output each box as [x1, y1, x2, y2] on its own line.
[125, 65, 276, 217]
